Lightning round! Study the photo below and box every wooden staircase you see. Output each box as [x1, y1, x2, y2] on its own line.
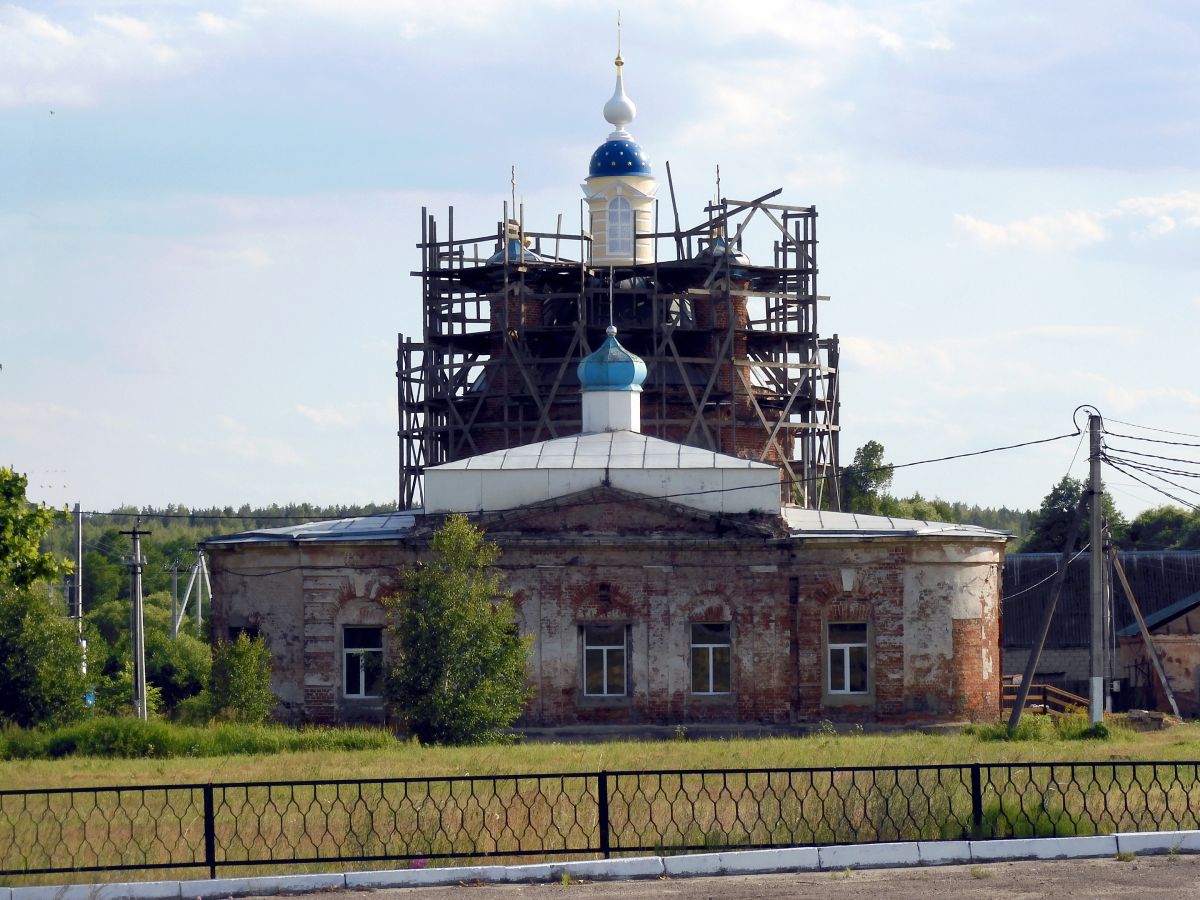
[1001, 678, 1088, 715]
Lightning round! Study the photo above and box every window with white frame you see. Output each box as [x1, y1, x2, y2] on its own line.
[607, 197, 633, 256]
[827, 622, 869, 694]
[343, 626, 383, 698]
[691, 623, 731, 694]
[583, 624, 626, 696]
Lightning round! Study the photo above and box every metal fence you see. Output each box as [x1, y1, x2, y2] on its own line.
[4, 761, 1200, 880]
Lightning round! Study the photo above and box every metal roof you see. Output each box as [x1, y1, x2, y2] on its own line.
[782, 506, 1010, 541]
[1004, 551, 1200, 648]
[429, 431, 777, 472]
[204, 512, 418, 545]
[1117, 589, 1200, 638]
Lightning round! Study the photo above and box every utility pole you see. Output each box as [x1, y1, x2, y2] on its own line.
[1088, 413, 1107, 726]
[71, 502, 83, 627]
[121, 520, 151, 721]
[73, 502, 86, 673]
[169, 560, 180, 639]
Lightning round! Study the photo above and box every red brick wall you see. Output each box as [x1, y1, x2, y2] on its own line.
[207, 503, 1003, 728]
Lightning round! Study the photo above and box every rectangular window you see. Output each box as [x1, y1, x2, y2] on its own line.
[827, 622, 869, 694]
[691, 623, 731, 694]
[583, 624, 626, 696]
[344, 626, 384, 698]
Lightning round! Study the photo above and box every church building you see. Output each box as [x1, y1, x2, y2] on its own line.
[204, 49, 1007, 731]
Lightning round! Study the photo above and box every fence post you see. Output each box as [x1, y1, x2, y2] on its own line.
[970, 764, 983, 839]
[203, 784, 216, 879]
[597, 771, 611, 859]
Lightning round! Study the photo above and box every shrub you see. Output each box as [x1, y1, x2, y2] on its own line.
[210, 633, 277, 723]
[385, 515, 532, 745]
[0, 586, 90, 729]
[0, 718, 395, 759]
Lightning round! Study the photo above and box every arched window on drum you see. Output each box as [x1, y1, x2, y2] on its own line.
[607, 196, 633, 256]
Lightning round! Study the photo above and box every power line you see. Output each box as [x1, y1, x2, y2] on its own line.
[1103, 429, 1200, 449]
[75, 429, 1082, 525]
[1001, 543, 1090, 602]
[1103, 455, 1200, 500]
[1101, 444, 1200, 468]
[1102, 459, 1199, 511]
[1105, 417, 1200, 440]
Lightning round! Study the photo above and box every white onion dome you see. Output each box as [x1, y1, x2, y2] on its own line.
[589, 54, 652, 177]
[577, 326, 648, 392]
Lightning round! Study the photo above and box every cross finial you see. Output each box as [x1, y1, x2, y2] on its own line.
[616, 11, 623, 66]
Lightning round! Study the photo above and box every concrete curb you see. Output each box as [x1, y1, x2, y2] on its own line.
[17, 831, 1200, 898]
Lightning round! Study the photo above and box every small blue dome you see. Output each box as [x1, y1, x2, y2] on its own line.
[588, 138, 651, 177]
[486, 238, 547, 265]
[578, 327, 647, 392]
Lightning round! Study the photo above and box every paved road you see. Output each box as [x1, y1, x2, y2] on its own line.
[277, 856, 1200, 899]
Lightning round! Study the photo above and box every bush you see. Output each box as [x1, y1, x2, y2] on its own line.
[970, 711, 1120, 742]
[0, 586, 90, 728]
[210, 633, 277, 723]
[385, 515, 531, 745]
[0, 717, 395, 759]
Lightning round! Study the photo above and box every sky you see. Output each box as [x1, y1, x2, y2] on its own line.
[2, 0, 1199, 519]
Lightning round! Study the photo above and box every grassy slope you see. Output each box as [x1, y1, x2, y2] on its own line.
[4, 723, 1200, 790]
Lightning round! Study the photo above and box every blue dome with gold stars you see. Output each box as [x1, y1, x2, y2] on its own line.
[589, 138, 651, 177]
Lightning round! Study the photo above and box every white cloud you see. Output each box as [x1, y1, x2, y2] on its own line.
[295, 404, 351, 427]
[953, 210, 1108, 252]
[956, 189, 1200, 253]
[94, 13, 156, 42]
[0, 3, 242, 107]
[295, 402, 393, 429]
[840, 335, 955, 373]
[195, 12, 241, 36]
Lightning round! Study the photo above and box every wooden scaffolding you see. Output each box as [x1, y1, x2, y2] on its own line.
[397, 190, 840, 510]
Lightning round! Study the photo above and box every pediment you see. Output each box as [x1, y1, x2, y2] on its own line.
[473, 485, 785, 541]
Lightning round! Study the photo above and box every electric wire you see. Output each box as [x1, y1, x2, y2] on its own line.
[1102, 455, 1200, 500]
[1104, 417, 1200, 440]
[1103, 429, 1200, 448]
[1001, 543, 1090, 602]
[74, 429, 1082, 525]
[1102, 459, 1199, 512]
[1101, 445, 1200, 468]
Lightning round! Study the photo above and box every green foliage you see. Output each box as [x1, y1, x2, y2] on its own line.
[969, 712, 1122, 742]
[1120, 504, 1200, 550]
[209, 633, 276, 723]
[0, 717, 394, 760]
[0, 468, 70, 588]
[1022, 476, 1127, 552]
[839, 441, 892, 514]
[146, 630, 211, 710]
[832, 442, 1033, 538]
[85, 590, 207, 718]
[385, 514, 532, 745]
[91, 658, 163, 717]
[0, 586, 89, 728]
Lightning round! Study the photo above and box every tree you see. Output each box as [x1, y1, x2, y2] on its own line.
[0, 586, 89, 728]
[1022, 476, 1127, 552]
[209, 632, 276, 723]
[385, 514, 531, 745]
[839, 441, 893, 514]
[0, 467, 69, 588]
[1117, 504, 1200, 551]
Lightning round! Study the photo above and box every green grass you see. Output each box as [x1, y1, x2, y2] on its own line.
[2, 721, 1200, 887]
[0, 717, 394, 764]
[1, 720, 1199, 790]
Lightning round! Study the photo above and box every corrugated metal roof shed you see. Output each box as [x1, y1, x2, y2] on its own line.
[1003, 551, 1200, 647]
